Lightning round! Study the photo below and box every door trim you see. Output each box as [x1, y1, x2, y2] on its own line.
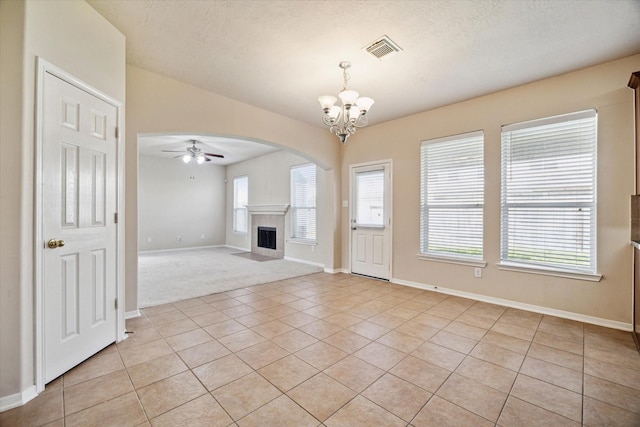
[348, 159, 393, 279]
[34, 58, 125, 393]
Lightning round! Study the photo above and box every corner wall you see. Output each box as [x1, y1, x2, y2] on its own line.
[0, 0, 125, 407]
[343, 54, 640, 326]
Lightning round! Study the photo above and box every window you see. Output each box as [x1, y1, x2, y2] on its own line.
[233, 176, 248, 233]
[355, 169, 385, 227]
[500, 110, 597, 274]
[291, 163, 316, 241]
[420, 131, 484, 260]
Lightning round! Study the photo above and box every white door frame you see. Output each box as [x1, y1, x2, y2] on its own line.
[34, 58, 126, 393]
[348, 159, 393, 279]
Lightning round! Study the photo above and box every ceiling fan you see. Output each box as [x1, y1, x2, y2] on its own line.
[161, 140, 224, 164]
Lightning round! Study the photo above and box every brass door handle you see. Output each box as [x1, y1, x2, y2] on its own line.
[48, 239, 65, 249]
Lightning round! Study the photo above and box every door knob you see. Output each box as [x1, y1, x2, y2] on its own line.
[48, 239, 65, 249]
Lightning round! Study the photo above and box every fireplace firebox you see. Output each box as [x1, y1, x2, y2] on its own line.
[257, 226, 277, 250]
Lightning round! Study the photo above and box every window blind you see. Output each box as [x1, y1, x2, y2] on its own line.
[233, 176, 248, 233]
[420, 131, 484, 258]
[500, 109, 597, 272]
[291, 164, 316, 241]
[355, 170, 385, 226]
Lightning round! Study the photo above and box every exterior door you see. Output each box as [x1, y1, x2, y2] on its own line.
[350, 162, 391, 280]
[42, 72, 118, 382]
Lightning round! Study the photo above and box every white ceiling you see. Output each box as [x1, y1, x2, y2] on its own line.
[89, 0, 640, 162]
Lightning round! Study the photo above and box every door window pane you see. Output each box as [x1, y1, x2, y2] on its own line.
[355, 170, 384, 226]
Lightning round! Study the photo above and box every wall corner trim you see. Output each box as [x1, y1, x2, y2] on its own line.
[392, 277, 632, 331]
[0, 385, 37, 413]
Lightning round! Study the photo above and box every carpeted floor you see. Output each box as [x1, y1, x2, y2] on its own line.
[138, 246, 323, 307]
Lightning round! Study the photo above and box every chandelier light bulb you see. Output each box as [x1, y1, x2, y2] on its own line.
[182, 154, 192, 163]
[355, 97, 374, 112]
[328, 106, 341, 121]
[318, 95, 337, 111]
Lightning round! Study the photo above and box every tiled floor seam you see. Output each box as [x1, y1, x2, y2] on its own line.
[116, 343, 151, 426]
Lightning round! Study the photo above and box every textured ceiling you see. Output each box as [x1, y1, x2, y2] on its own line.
[88, 0, 640, 159]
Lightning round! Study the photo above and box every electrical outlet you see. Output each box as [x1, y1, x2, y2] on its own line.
[147, 237, 152, 243]
[201, 234, 205, 240]
[177, 236, 182, 242]
[474, 267, 482, 278]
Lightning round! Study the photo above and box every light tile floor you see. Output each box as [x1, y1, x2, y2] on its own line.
[2, 272, 640, 426]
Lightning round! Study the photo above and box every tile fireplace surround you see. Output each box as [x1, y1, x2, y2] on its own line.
[248, 205, 288, 259]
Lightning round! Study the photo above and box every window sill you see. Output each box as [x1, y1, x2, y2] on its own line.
[496, 261, 602, 282]
[233, 231, 248, 236]
[417, 253, 486, 268]
[288, 238, 317, 246]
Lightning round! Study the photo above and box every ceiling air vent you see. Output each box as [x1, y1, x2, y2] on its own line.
[364, 35, 402, 60]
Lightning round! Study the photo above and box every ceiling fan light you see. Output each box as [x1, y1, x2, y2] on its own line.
[182, 154, 192, 163]
[196, 155, 205, 164]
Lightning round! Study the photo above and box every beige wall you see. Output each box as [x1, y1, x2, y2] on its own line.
[226, 151, 326, 266]
[0, 0, 27, 403]
[138, 156, 226, 251]
[125, 65, 341, 312]
[343, 54, 640, 325]
[2, 0, 638, 407]
[0, 0, 125, 404]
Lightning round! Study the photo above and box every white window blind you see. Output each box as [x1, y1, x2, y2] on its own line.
[500, 109, 597, 273]
[355, 169, 385, 226]
[233, 176, 248, 233]
[291, 164, 316, 241]
[420, 131, 484, 259]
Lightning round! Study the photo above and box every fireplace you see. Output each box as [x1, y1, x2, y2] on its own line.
[247, 204, 289, 259]
[257, 227, 277, 250]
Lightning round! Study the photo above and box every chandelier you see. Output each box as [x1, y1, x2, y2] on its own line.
[318, 61, 374, 144]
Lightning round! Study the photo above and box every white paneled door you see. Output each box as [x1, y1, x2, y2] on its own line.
[42, 72, 118, 383]
[350, 162, 391, 280]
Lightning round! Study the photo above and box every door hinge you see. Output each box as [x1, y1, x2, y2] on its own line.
[115, 298, 118, 310]
[115, 126, 119, 139]
[114, 212, 118, 223]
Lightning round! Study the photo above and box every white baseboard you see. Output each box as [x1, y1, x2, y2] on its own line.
[392, 277, 633, 331]
[139, 244, 225, 254]
[283, 256, 324, 268]
[125, 309, 141, 319]
[324, 267, 349, 274]
[0, 385, 37, 412]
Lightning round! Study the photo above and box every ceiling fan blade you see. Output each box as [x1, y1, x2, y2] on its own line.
[173, 155, 184, 158]
[203, 152, 225, 158]
[161, 150, 185, 153]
